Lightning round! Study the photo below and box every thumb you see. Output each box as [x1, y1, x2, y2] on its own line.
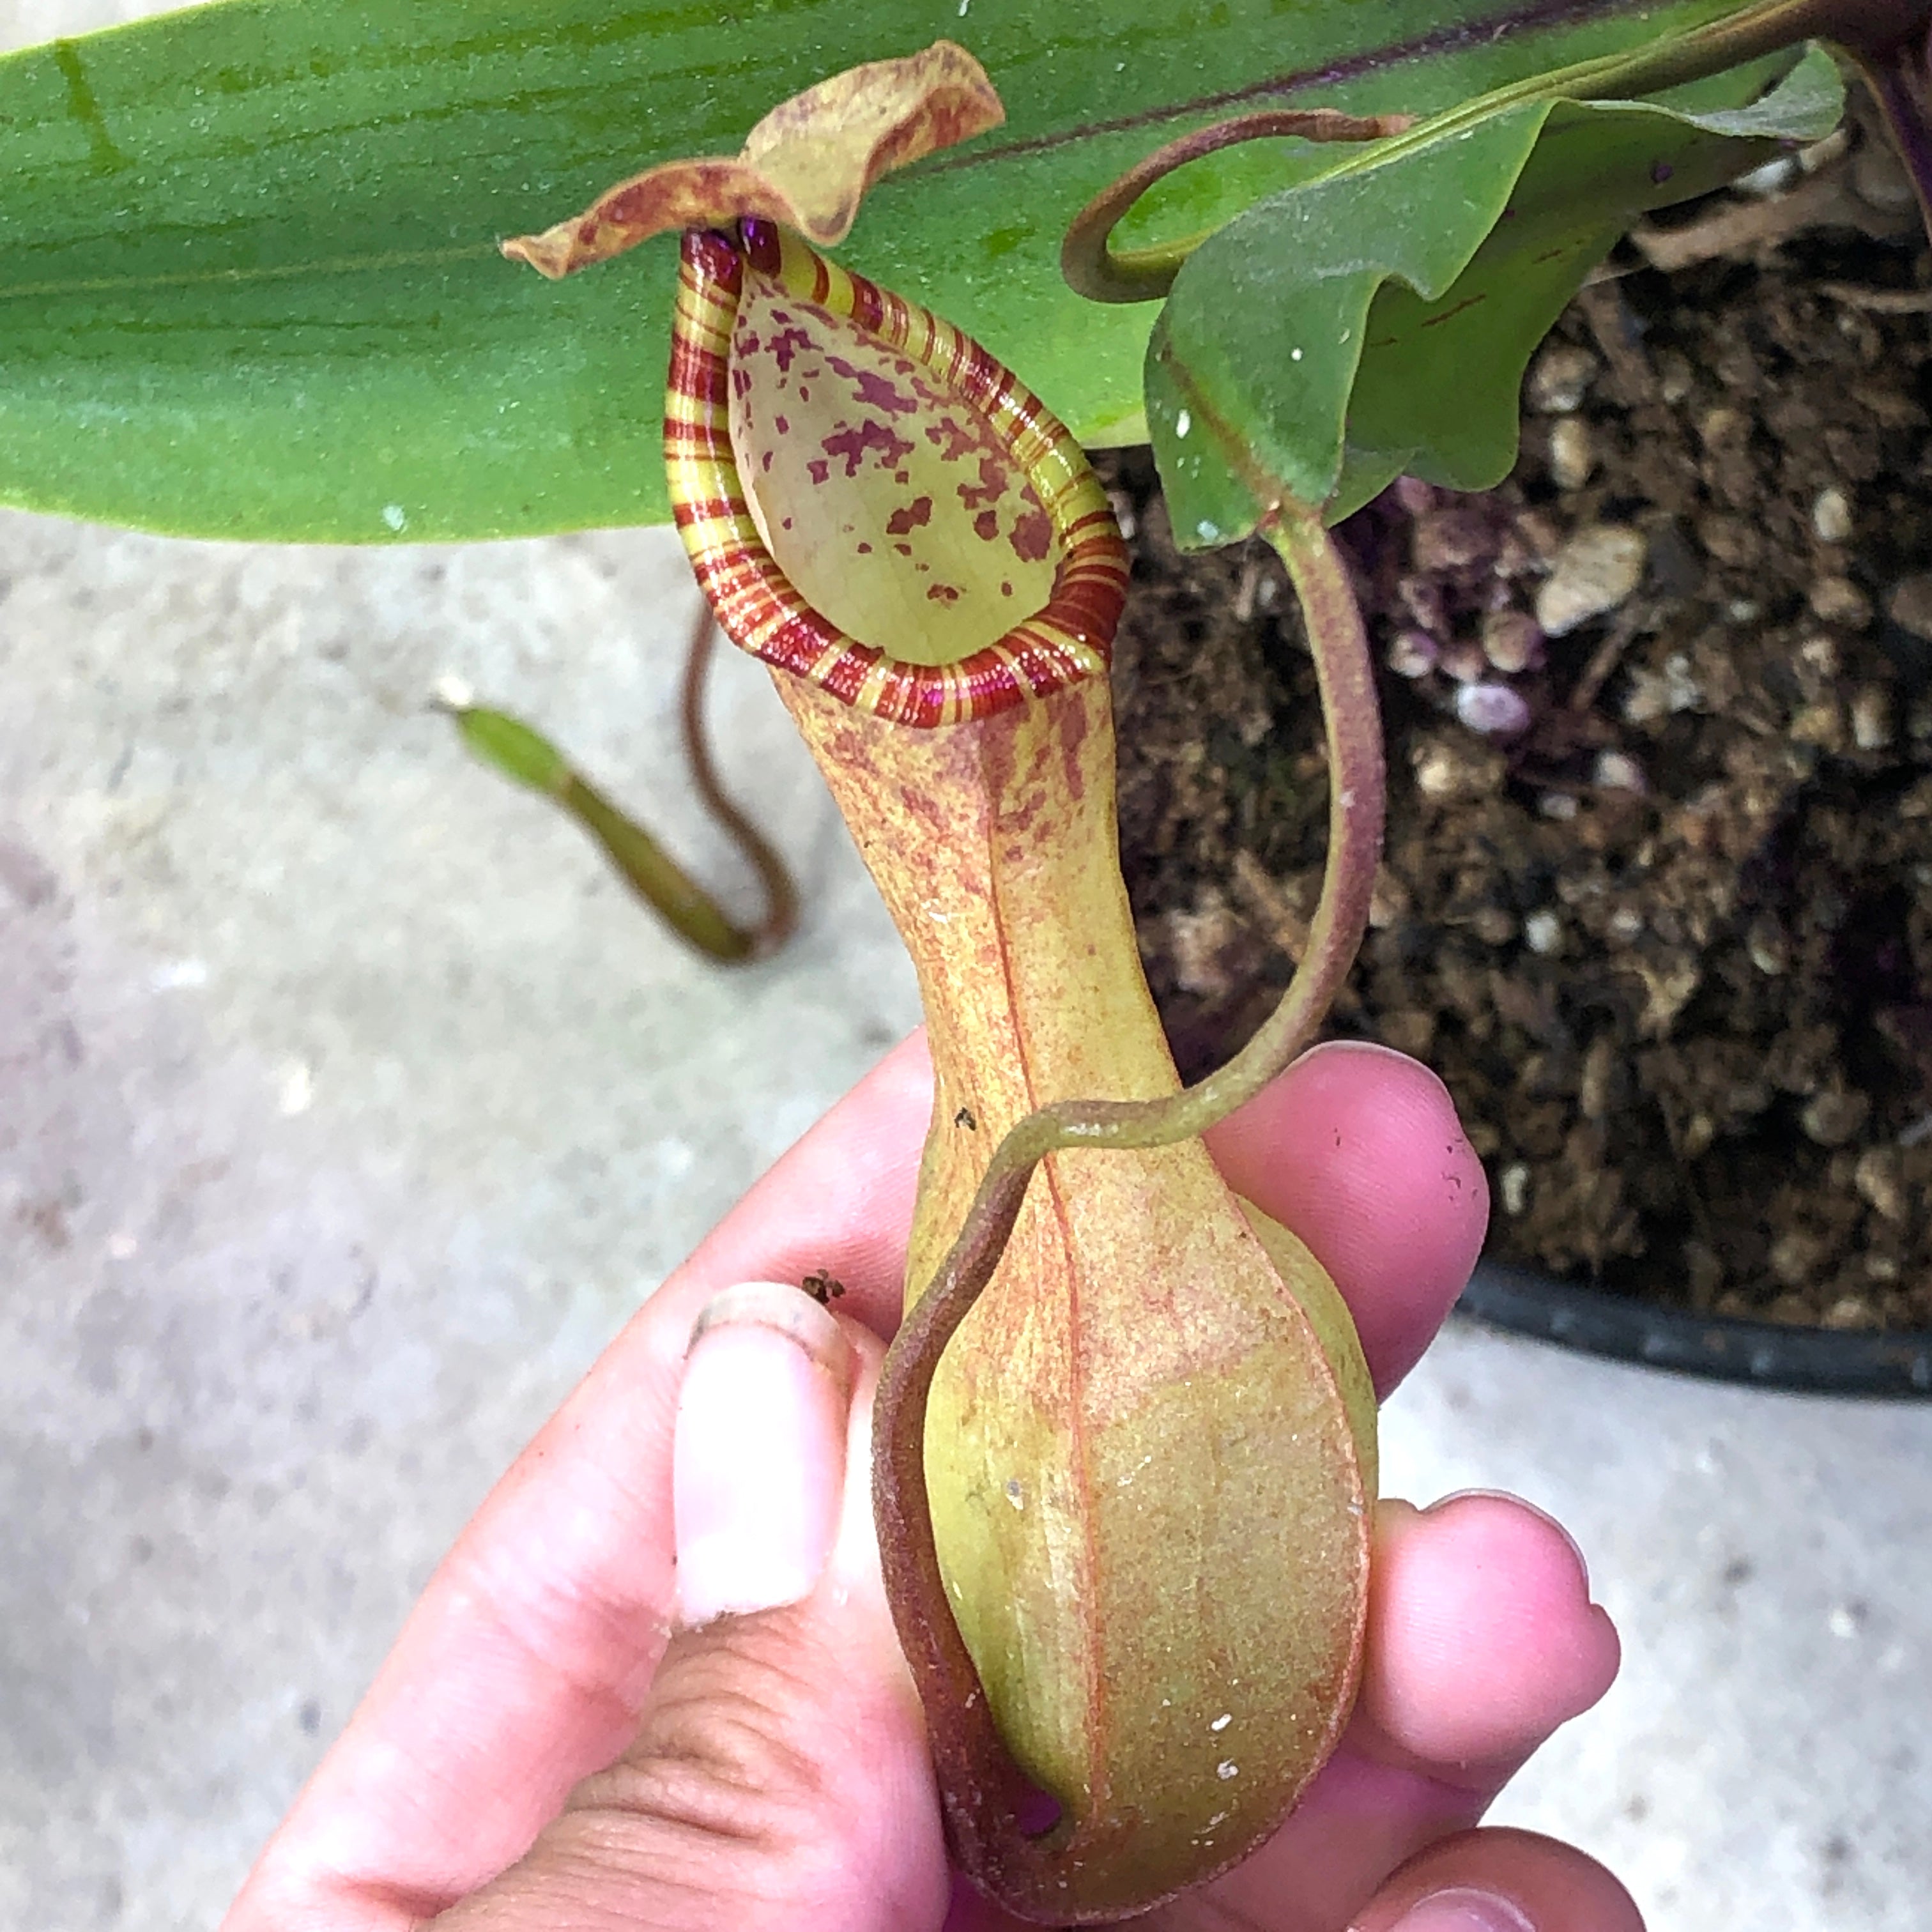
[432, 1282, 949, 1932]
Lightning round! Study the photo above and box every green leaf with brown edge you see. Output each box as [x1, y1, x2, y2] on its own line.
[0, 0, 1769, 543]
[1146, 45, 1844, 546]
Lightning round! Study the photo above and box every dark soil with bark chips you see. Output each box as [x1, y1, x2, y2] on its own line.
[1108, 138, 1932, 1334]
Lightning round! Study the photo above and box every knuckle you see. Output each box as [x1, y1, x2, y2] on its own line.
[562, 1616, 849, 1879]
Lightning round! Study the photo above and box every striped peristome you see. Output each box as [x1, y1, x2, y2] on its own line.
[666, 218, 1129, 728]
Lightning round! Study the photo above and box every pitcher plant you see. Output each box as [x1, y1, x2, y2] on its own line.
[504, 44, 1387, 1923]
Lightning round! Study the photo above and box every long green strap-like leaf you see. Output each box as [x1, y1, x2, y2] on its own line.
[0, 0, 1753, 542]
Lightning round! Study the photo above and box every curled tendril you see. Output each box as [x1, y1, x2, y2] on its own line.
[1060, 107, 1415, 305]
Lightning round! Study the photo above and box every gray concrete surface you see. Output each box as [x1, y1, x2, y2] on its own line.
[1379, 1335, 1929, 1931]
[4, 5, 1930, 1928]
[0, 509, 925, 1929]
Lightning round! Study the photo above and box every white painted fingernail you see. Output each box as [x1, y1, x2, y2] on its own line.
[673, 1282, 854, 1628]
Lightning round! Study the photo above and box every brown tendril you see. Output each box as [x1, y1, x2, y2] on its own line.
[1856, 19, 1932, 234]
[1060, 107, 1415, 305]
[440, 603, 796, 964]
[680, 602, 800, 959]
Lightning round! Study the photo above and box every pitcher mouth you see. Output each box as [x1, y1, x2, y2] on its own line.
[664, 219, 1129, 728]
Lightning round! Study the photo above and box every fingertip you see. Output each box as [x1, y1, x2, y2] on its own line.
[1205, 1040, 1489, 1393]
[1361, 1493, 1619, 1783]
[845, 1027, 938, 1133]
[1352, 1827, 1644, 1932]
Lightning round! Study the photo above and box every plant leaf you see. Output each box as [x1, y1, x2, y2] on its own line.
[503, 40, 1003, 276]
[0, 0, 1765, 541]
[1147, 45, 1844, 545]
[441, 692, 769, 960]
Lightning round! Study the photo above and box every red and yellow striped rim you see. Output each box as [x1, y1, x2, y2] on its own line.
[665, 220, 1128, 728]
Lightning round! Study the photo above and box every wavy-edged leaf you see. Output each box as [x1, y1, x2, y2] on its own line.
[503, 40, 1003, 276]
[1147, 45, 1844, 546]
[0, 0, 1758, 541]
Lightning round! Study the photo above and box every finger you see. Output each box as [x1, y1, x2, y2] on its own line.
[224, 1036, 936, 1931]
[433, 1284, 950, 1932]
[1158, 1496, 1617, 1932]
[1204, 1039, 1490, 1397]
[1356, 1495, 1619, 1784]
[1349, 1827, 1644, 1932]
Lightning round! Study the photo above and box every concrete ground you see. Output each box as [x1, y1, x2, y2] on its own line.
[3, 6, 1929, 1928]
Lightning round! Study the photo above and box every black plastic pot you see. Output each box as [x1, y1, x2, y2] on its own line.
[1455, 1260, 1932, 1398]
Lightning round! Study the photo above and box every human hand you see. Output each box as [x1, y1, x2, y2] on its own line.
[225, 1036, 1633, 1932]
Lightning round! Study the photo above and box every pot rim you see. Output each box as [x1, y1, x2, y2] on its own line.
[1455, 1259, 1932, 1399]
